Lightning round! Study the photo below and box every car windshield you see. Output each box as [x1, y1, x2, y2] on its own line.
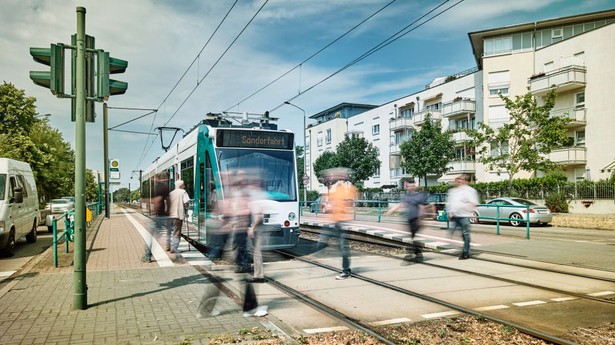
[51, 199, 69, 204]
[0, 174, 6, 200]
[511, 198, 536, 206]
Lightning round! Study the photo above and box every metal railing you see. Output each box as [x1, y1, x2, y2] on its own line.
[51, 202, 102, 267]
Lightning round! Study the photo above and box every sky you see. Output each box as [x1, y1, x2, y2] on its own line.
[1, 0, 614, 191]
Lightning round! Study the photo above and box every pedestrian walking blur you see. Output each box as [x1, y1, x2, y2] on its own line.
[220, 172, 251, 273]
[317, 168, 358, 280]
[446, 174, 479, 260]
[246, 176, 270, 283]
[384, 178, 433, 262]
[167, 179, 190, 261]
[141, 177, 169, 263]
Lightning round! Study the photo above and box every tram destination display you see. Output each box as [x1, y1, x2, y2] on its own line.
[216, 129, 294, 150]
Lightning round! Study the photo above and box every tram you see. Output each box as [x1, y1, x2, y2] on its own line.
[140, 112, 300, 249]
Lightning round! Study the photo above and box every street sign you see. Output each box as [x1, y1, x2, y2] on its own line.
[110, 159, 120, 180]
[302, 174, 309, 184]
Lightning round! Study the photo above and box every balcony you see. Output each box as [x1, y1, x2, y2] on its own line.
[390, 144, 401, 154]
[550, 106, 587, 128]
[413, 109, 442, 125]
[452, 131, 471, 142]
[548, 147, 586, 165]
[389, 116, 413, 131]
[529, 65, 586, 96]
[442, 99, 476, 118]
[447, 160, 476, 174]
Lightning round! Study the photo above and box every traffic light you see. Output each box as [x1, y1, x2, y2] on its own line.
[29, 44, 65, 95]
[71, 34, 96, 122]
[97, 51, 128, 98]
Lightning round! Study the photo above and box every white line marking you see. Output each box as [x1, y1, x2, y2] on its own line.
[188, 260, 212, 266]
[0, 271, 16, 278]
[421, 311, 460, 319]
[475, 305, 509, 311]
[303, 326, 349, 334]
[512, 300, 546, 307]
[383, 234, 396, 240]
[588, 291, 615, 297]
[424, 241, 450, 249]
[369, 318, 412, 326]
[366, 230, 381, 235]
[551, 297, 577, 302]
[346, 222, 479, 246]
[122, 210, 174, 267]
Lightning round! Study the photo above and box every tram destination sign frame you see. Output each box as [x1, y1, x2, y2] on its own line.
[216, 129, 294, 150]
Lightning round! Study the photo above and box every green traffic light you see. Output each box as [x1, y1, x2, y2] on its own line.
[29, 44, 64, 95]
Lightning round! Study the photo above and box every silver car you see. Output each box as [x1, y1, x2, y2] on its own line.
[471, 197, 552, 227]
[46, 198, 75, 214]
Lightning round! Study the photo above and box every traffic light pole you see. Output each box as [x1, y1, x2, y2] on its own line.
[73, 6, 88, 310]
[103, 102, 110, 218]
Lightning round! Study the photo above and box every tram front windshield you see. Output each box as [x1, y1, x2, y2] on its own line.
[218, 149, 297, 201]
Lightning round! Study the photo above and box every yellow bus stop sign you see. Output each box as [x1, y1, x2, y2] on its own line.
[86, 207, 92, 222]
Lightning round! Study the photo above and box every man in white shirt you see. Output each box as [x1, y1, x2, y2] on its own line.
[446, 174, 479, 260]
[167, 179, 190, 260]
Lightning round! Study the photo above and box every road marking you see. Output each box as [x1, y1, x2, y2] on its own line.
[551, 297, 577, 302]
[424, 241, 451, 249]
[369, 317, 411, 326]
[475, 305, 509, 311]
[348, 223, 480, 246]
[122, 210, 174, 267]
[303, 326, 348, 334]
[421, 311, 460, 319]
[512, 300, 546, 307]
[0, 271, 16, 278]
[588, 291, 615, 297]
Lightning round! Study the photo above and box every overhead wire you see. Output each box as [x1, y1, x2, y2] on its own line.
[223, 0, 398, 112]
[270, 0, 464, 113]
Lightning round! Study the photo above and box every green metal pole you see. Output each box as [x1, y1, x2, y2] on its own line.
[103, 102, 110, 218]
[73, 6, 88, 310]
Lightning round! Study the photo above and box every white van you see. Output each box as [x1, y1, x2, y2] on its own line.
[0, 158, 39, 257]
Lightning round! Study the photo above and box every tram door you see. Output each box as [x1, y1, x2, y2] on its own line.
[198, 151, 218, 245]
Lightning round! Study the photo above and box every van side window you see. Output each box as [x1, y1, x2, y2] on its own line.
[0, 174, 6, 200]
[16, 175, 28, 197]
[8, 176, 17, 200]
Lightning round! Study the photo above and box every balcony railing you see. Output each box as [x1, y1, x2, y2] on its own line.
[529, 65, 586, 95]
[390, 143, 401, 154]
[447, 160, 476, 173]
[550, 106, 587, 127]
[452, 131, 471, 142]
[389, 116, 413, 131]
[547, 147, 586, 165]
[442, 99, 476, 118]
[413, 109, 442, 125]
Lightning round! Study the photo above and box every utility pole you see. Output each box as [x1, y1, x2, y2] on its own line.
[103, 102, 110, 218]
[73, 6, 87, 310]
[284, 101, 308, 211]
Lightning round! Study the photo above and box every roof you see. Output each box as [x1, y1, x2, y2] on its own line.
[309, 102, 377, 120]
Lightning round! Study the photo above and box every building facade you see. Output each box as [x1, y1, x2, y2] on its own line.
[305, 10, 615, 193]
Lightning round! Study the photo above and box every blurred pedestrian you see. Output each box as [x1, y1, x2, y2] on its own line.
[384, 178, 432, 262]
[168, 179, 190, 261]
[141, 178, 169, 263]
[221, 173, 251, 273]
[320, 168, 358, 280]
[446, 174, 479, 260]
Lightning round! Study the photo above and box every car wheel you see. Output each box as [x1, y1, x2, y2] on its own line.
[2, 229, 16, 257]
[469, 212, 479, 224]
[26, 220, 37, 243]
[509, 213, 523, 227]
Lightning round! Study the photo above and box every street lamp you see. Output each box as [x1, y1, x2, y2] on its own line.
[284, 101, 307, 212]
[35, 113, 51, 118]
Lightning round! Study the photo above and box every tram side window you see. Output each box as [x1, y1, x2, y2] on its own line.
[205, 152, 217, 212]
[181, 157, 194, 199]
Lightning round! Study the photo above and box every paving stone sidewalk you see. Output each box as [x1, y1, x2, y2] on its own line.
[0, 209, 267, 344]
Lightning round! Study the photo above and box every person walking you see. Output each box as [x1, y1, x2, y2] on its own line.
[246, 177, 270, 283]
[323, 168, 358, 280]
[167, 179, 190, 261]
[384, 178, 432, 262]
[446, 174, 479, 260]
[141, 178, 169, 263]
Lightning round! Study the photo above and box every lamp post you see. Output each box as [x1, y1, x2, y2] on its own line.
[284, 101, 307, 212]
[35, 113, 51, 118]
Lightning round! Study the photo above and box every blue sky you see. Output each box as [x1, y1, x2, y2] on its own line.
[1, 0, 614, 190]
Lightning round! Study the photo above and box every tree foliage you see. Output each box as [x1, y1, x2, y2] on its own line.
[0, 82, 76, 203]
[467, 88, 570, 190]
[295, 145, 305, 189]
[334, 135, 381, 186]
[400, 114, 455, 188]
[313, 151, 338, 185]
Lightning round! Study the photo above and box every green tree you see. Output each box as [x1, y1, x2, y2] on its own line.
[0, 82, 38, 134]
[335, 135, 381, 186]
[313, 151, 338, 186]
[467, 88, 570, 191]
[85, 169, 98, 202]
[400, 114, 455, 188]
[296, 145, 305, 190]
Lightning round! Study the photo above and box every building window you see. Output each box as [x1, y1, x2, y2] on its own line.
[372, 124, 380, 135]
[575, 92, 585, 108]
[325, 129, 331, 144]
[489, 87, 509, 97]
[575, 130, 585, 146]
[400, 108, 414, 117]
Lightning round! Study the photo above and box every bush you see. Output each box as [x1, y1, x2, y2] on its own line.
[545, 193, 569, 213]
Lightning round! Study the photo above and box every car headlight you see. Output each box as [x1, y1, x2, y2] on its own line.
[288, 212, 296, 221]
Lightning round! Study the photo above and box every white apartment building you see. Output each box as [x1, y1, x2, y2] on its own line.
[305, 9, 615, 193]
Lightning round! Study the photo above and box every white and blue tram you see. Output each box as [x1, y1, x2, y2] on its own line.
[140, 113, 300, 249]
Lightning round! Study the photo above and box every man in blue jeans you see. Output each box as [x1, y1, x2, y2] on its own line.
[446, 174, 479, 260]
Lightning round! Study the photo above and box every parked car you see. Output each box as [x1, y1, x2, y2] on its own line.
[61, 196, 75, 203]
[310, 196, 332, 213]
[471, 197, 552, 227]
[0, 158, 40, 257]
[46, 198, 75, 215]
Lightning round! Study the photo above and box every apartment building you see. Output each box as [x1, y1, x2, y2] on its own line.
[305, 9, 615, 193]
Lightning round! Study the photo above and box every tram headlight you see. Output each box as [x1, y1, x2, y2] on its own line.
[288, 212, 296, 221]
